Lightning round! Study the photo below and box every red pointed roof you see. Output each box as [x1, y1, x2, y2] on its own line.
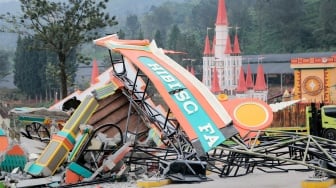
[211, 35, 216, 55]
[211, 67, 221, 93]
[216, 0, 228, 25]
[233, 33, 241, 54]
[190, 66, 195, 76]
[245, 64, 254, 89]
[236, 67, 247, 93]
[224, 34, 232, 54]
[91, 59, 100, 85]
[203, 34, 211, 55]
[254, 64, 267, 91]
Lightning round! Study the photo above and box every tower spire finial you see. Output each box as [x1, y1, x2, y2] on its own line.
[236, 67, 247, 93]
[216, 0, 228, 25]
[254, 63, 267, 91]
[211, 67, 221, 93]
[246, 63, 254, 89]
[233, 26, 241, 54]
[203, 33, 211, 55]
[224, 34, 232, 54]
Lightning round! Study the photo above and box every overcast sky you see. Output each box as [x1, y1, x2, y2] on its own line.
[0, 0, 17, 2]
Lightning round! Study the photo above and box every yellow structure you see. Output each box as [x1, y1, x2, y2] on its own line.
[301, 178, 335, 188]
[25, 96, 99, 177]
[291, 55, 336, 103]
[137, 179, 171, 188]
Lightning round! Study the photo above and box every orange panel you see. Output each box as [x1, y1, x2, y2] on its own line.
[221, 98, 273, 138]
[303, 59, 309, 63]
[291, 59, 298, 64]
[0, 137, 9, 152]
[52, 135, 74, 151]
[65, 169, 83, 184]
[315, 58, 322, 63]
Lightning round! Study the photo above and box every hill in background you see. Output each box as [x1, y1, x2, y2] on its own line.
[0, 0, 188, 51]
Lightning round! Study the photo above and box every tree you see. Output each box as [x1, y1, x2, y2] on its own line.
[266, 0, 305, 53]
[187, 0, 217, 34]
[0, 50, 10, 81]
[117, 29, 126, 39]
[317, 0, 336, 51]
[14, 36, 46, 98]
[297, 0, 319, 51]
[167, 24, 182, 50]
[138, 28, 144, 40]
[1, 0, 117, 98]
[227, 0, 254, 53]
[154, 30, 164, 48]
[142, 5, 173, 41]
[125, 14, 141, 39]
[14, 35, 78, 99]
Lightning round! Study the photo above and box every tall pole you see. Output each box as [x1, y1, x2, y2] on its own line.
[280, 73, 283, 93]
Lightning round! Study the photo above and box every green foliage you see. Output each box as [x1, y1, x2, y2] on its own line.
[2, 0, 336, 99]
[1, 0, 118, 98]
[0, 50, 10, 80]
[167, 25, 182, 50]
[131, 0, 336, 56]
[125, 15, 141, 39]
[117, 29, 126, 39]
[138, 28, 144, 40]
[316, 0, 336, 51]
[14, 36, 47, 98]
[154, 30, 164, 48]
[186, 0, 217, 34]
[112, 0, 336, 82]
[14, 35, 78, 99]
[142, 5, 173, 41]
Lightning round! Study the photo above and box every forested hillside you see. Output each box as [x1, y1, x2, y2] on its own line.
[121, 0, 336, 56]
[0, 0, 187, 51]
[1, 0, 335, 55]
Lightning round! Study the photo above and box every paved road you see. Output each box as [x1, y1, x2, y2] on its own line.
[162, 170, 313, 188]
